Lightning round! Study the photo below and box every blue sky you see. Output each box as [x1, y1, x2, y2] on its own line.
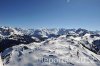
[0, 0, 100, 30]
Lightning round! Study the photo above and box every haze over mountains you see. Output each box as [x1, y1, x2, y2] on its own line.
[0, 26, 100, 66]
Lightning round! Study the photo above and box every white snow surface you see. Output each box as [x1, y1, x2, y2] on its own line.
[1, 35, 100, 66]
[0, 54, 3, 66]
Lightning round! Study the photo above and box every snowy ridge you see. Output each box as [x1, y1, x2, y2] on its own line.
[0, 26, 100, 38]
[0, 27, 100, 66]
[1, 35, 100, 66]
[0, 26, 23, 37]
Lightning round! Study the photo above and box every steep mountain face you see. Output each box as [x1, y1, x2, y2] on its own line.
[0, 27, 39, 52]
[80, 34, 100, 54]
[0, 35, 37, 52]
[0, 27, 100, 66]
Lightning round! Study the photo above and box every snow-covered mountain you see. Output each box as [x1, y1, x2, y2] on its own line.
[1, 35, 100, 66]
[0, 26, 23, 38]
[0, 26, 99, 38]
[0, 26, 100, 66]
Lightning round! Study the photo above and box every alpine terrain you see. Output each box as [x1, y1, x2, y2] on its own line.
[0, 26, 100, 66]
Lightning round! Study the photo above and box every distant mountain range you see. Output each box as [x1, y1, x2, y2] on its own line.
[0, 26, 100, 38]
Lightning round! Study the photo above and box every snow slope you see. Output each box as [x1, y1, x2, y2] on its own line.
[0, 27, 100, 66]
[0, 54, 3, 66]
[1, 35, 100, 66]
